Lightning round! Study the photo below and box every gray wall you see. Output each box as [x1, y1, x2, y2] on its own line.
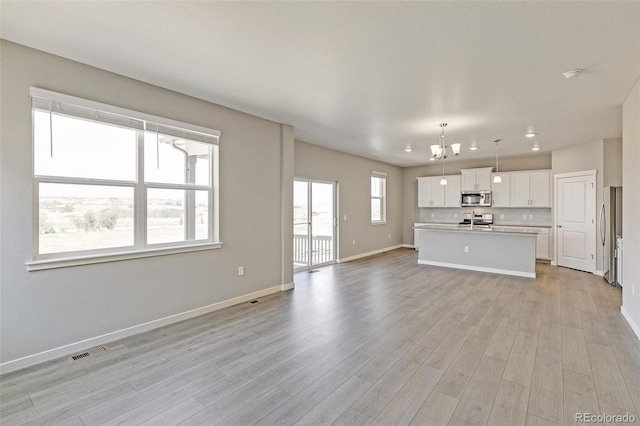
[0, 41, 292, 366]
[402, 154, 552, 244]
[622, 78, 640, 337]
[294, 141, 403, 259]
[604, 137, 623, 187]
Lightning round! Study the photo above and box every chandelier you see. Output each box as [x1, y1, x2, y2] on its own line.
[430, 123, 461, 161]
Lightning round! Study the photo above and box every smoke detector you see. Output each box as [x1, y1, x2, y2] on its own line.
[563, 69, 583, 79]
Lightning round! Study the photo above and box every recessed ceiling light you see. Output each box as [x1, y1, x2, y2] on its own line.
[525, 133, 536, 138]
[404, 147, 412, 152]
[563, 69, 583, 79]
[470, 146, 478, 151]
[532, 146, 540, 151]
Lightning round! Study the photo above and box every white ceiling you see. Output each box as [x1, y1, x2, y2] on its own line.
[1, 1, 639, 167]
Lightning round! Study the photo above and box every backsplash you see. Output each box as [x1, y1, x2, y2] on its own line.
[418, 207, 552, 227]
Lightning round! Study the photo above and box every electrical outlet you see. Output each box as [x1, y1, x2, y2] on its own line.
[238, 266, 244, 276]
[454, 213, 458, 218]
[528, 214, 533, 220]
[352, 239, 356, 245]
[523, 214, 527, 220]
[344, 214, 347, 221]
[388, 233, 391, 239]
[431, 213, 435, 218]
[464, 246, 469, 253]
[500, 214, 505, 219]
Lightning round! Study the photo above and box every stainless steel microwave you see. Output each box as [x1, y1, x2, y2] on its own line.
[461, 191, 492, 207]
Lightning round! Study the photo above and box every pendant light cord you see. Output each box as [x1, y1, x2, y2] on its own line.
[49, 100, 54, 158]
[494, 139, 500, 174]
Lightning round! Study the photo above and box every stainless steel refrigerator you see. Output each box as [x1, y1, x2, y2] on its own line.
[600, 186, 623, 286]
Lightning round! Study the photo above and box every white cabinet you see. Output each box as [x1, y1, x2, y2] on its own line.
[461, 167, 493, 191]
[530, 171, 551, 207]
[491, 173, 511, 207]
[510, 173, 530, 207]
[509, 170, 551, 207]
[418, 176, 459, 207]
[445, 175, 461, 207]
[536, 228, 551, 260]
[417, 177, 443, 207]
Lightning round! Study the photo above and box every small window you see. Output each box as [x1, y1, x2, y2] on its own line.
[30, 88, 220, 267]
[371, 171, 387, 224]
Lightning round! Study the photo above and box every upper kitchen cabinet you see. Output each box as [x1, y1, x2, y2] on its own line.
[510, 170, 551, 207]
[417, 175, 459, 207]
[460, 167, 493, 191]
[445, 175, 461, 207]
[491, 172, 511, 207]
[417, 176, 444, 207]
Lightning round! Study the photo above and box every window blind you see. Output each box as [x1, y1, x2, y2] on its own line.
[30, 87, 220, 144]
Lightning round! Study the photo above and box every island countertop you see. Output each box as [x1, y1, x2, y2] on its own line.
[414, 224, 540, 235]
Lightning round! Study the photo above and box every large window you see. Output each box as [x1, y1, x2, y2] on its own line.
[371, 171, 387, 224]
[29, 88, 220, 269]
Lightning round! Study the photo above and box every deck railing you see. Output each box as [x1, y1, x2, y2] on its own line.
[294, 234, 333, 265]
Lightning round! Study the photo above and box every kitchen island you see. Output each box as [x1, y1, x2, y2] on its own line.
[415, 224, 538, 278]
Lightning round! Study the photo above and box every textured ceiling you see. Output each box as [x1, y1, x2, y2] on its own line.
[1, 1, 639, 166]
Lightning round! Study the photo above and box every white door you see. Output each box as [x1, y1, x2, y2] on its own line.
[293, 179, 336, 271]
[555, 171, 596, 273]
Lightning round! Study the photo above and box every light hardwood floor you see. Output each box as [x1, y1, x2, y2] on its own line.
[1, 248, 639, 425]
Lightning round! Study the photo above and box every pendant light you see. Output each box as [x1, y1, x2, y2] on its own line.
[440, 158, 447, 185]
[493, 139, 502, 183]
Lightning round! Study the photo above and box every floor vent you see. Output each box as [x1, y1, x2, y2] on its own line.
[308, 270, 319, 273]
[70, 346, 109, 362]
[249, 300, 259, 304]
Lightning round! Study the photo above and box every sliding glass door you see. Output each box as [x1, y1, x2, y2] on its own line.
[293, 179, 336, 270]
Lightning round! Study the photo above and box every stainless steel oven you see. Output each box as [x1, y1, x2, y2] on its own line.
[461, 191, 492, 207]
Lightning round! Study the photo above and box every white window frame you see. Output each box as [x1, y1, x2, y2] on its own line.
[27, 88, 222, 271]
[371, 171, 387, 224]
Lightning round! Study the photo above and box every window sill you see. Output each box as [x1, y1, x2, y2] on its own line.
[371, 221, 387, 226]
[26, 242, 223, 271]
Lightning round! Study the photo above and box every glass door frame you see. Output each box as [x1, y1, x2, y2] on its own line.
[293, 178, 337, 272]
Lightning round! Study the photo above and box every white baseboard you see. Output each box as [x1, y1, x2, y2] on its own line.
[594, 270, 604, 277]
[402, 244, 415, 249]
[418, 259, 536, 279]
[621, 305, 640, 340]
[0, 284, 286, 375]
[551, 261, 557, 266]
[281, 282, 294, 291]
[337, 245, 403, 263]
